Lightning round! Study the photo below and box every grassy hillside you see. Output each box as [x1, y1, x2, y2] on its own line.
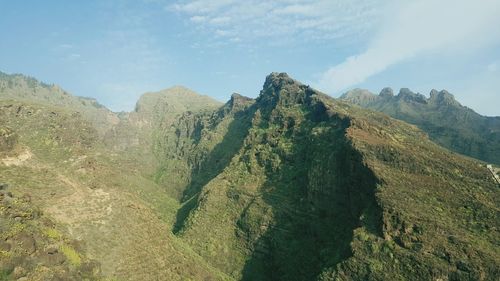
[0, 71, 119, 137]
[0, 82, 229, 280]
[340, 88, 500, 165]
[0, 183, 102, 281]
[1, 72, 498, 280]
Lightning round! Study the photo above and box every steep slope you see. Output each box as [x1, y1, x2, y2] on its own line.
[340, 88, 500, 164]
[0, 83, 229, 280]
[104, 86, 222, 189]
[153, 92, 253, 200]
[164, 73, 499, 280]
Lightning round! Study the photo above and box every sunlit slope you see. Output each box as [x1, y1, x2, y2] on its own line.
[0, 97, 228, 280]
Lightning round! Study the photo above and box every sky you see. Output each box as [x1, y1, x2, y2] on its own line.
[0, 0, 499, 115]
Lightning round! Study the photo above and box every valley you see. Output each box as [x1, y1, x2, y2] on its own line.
[0, 72, 499, 280]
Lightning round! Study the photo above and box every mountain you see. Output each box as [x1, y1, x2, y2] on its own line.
[1, 72, 499, 280]
[0, 73, 229, 280]
[0, 71, 119, 137]
[166, 73, 499, 280]
[340, 88, 500, 165]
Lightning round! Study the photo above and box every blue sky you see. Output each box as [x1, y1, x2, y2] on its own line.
[0, 0, 499, 115]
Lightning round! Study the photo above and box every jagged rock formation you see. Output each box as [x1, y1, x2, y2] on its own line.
[1, 71, 499, 280]
[340, 88, 500, 164]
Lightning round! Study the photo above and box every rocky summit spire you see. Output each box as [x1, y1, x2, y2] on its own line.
[379, 87, 394, 98]
[429, 89, 459, 106]
[397, 88, 427, 103]
[258, 72, 311, 109]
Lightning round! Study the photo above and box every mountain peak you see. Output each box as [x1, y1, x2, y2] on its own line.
[135, 86, 221, 114]
[340, 88, 378, 107]
[258, 72, 307, 106]
[266, 71, 292, 81]
[379, 87, 394, 97]
[225, 93, 254, 112]
[397, 88, 427, 104]
[230, 92, 253, 103]
[341, 88, 376, 98]
[429, 89, 459, 106]
[262, 72, 296, 91]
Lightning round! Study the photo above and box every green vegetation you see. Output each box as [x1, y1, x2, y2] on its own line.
[1, 71, 499, 280]
[60, 244, 82, 267]
[43, 228, 62, 240]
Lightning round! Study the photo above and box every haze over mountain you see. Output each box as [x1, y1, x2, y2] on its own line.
[340, 88, 500, 165]
[1, 72, 499, 280]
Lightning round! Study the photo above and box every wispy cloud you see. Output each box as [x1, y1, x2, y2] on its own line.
[169, 0, 385, 44]
[58, 43, 73, 49]
[316, 0, 500, 93]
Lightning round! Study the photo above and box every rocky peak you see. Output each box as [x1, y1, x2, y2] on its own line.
[397, 88, 427, 104]
[258, 72, 311, 109]
[263, 72, 295, 90]
[398, 88, 415, 96]
[379, 87, 394, 98]
[224, 93, 254, 112]
[429, 89, 459, 106]
[230, 93, 253, 104]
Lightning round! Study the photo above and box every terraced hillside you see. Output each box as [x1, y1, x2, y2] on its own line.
[1, 72, 499, 280]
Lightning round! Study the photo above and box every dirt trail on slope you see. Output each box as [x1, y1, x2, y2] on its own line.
[46, 175, 112, 231]
[1, 148, 33, 166]
[23, 157, 225, 280]
[0, 145, 226, 280]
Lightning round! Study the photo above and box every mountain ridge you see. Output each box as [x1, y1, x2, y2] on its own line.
[340, 87, 500, 164]
[1, 71, 499, 280]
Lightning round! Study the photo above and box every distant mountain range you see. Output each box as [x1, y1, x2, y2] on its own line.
[340, 87, 500, 165]
[1, 71, 499, 280]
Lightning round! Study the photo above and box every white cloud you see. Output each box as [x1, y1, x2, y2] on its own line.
[170, 0, 235, 14]
[316, 0, 500, 93]
[58, 43, 73, 49]
[68, 53, 81, 59]
[170, 0, 385, 43]
[190, 15, 207, 23]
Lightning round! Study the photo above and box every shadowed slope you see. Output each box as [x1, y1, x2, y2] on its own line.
[171, 73, 499, 280]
